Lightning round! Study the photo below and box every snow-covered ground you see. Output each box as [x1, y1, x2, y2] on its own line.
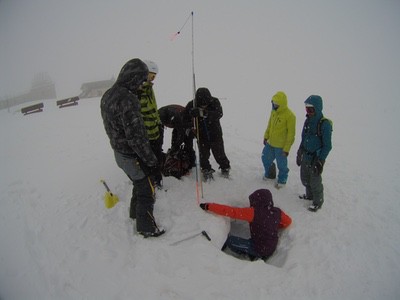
[1, 1, 400, 299]
[0, 96, 399, 299]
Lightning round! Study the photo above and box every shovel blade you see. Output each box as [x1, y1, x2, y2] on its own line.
[104, 192, 119, 209]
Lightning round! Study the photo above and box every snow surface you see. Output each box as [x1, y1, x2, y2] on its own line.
[0, 95, 399, 299]
[1, 1, 400, 299]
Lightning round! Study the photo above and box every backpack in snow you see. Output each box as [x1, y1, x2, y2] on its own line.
[162, 146, 192, 179]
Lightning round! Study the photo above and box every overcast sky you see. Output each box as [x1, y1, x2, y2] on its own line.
[1, 0, 399, 111]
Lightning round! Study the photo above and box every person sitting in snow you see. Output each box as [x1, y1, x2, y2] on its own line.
[200, 188, 292, 261]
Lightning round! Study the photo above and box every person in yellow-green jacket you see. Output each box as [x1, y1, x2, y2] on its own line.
[262, 91, 296, 189]
[139, 60, 164, 188]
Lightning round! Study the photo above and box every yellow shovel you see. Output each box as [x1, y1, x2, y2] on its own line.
[100, 179, 119, 209]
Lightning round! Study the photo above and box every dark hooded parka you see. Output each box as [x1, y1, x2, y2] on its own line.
[185, 87, 230, 171]
[101, 58, 157, 167]
[300, 95, 332, 163]
[298, 95, 332, 209]
[100, 58, 160, 233]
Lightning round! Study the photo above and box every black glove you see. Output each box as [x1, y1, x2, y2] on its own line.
[190, 107, 201, 117]
[137, 159, 158, 177]
[313, 160, 324, 175]
[147, 165, 160, 178]
[200, 203, 209, 211]
[296, 148, 303, 166]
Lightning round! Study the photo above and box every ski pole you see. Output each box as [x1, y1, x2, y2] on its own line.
[169, 230, 211, 246]
[190, 11, 204, 201]
[172, 12, 203, 202]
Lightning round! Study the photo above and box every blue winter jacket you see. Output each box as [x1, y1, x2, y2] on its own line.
[300, 95, 332, 162]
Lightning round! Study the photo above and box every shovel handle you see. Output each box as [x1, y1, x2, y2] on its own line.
[201, 230, 211, 241]
[100, 179, 111, 193]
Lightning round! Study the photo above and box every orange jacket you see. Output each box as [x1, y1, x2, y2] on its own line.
[207, 203, 292, 228]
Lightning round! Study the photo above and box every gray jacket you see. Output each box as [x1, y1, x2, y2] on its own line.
[100, 58, 157, 167]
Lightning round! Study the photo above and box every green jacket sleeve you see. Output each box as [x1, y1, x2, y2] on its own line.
[283, 112, 296, 153]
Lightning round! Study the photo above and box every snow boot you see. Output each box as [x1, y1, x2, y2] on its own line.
[299, 194, 312, 200]
[274, 183, 286, 190]
[220, 167, 230, 178]
[308, 204, 321, 212]
[139, 228, 166, 238]
[202, 168, 215, 182]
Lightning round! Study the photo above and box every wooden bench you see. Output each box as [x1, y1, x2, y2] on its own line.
[56, 96, 79, 108]
[21, 103, 44, 115]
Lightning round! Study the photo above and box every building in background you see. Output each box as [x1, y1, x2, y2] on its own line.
[0, 72, 56, 110]
[0, 76, 115, 110]
[79, 78, 114, 99]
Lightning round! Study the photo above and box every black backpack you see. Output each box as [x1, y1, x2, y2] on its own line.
[162, 146, 192, 179]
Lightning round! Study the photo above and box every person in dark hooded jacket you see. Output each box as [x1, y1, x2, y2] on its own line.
[100, 58, 165, 237]
[200, 189, 292, 260]
[296, 95, 332, 212]
[185, 87, 231, 181]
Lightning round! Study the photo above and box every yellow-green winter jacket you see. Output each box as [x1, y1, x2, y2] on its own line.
[139, 82, 161, 141]
[264, 91, 296, 153]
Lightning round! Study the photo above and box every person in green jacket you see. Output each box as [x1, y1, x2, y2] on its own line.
[138, 60, 164, 188]
[262, 91, 296, 189]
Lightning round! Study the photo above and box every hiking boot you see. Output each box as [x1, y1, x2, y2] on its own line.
[202, 169, 215, 181]
[308, 204, 321, 212]
[220, 168, 230, 178]
[138, 228, 166, 238]
[263, 174, 273, 181]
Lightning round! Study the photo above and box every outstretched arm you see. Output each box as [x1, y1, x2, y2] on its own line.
[202, 203, 254, 222]
[279, 210, 292, 228]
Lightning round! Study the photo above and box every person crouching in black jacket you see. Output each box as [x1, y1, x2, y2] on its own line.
[158, 104, 196, 167]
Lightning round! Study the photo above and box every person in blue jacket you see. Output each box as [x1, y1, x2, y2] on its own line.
[296, 95, 332, 212]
